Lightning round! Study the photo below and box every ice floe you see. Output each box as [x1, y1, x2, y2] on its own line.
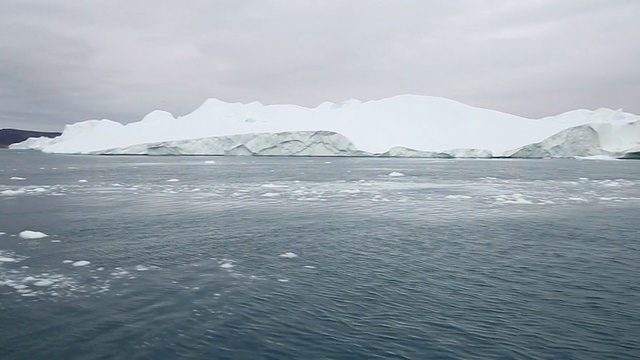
[19, 230, 49, 239]
[279, 252, 298, 258]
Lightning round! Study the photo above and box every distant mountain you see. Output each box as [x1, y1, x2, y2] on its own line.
[0, 128, 61, 148]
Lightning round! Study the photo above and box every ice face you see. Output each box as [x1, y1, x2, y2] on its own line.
[10, 94, 640, 158]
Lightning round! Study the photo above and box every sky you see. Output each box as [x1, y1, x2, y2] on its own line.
[1, 0, 639, 131]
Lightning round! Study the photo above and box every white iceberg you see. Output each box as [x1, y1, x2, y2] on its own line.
[11, 95, 640, 158]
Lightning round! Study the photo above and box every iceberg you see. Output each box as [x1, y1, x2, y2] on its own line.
[10, 95, 640, 158]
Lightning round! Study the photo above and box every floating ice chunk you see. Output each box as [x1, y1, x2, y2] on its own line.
[339, 189, 361, 194]
[568, 197, 588, 202]
[19, 230, 48, 239]
[388, 172, 405, 177]
[135, 265, 150, 271]
[166, 178, 180, 182]
[303, 265, 316, 269]
[78, 179, 88, 183]
[277, 279, 290, 282]
[262, 192, 281, 197]
[220, 262, 234, 269]
[62, 260, 73, 264]
[10, 177, 26, 180]
[279, 252, 298, 258]
[51, 240, 61, 243]
[445, 195, 472, 199]
[495, 194, 533, 204]
[261, 183, 288, 189]
[34, 279, 53, 286]
[2, 189, 26, 196]
[0, 232, 5, 236]
[0, 257, 17, 262]
[204, 160, 216, 164]
[32, 187, 47, 193]
[72, 260, 91, 267]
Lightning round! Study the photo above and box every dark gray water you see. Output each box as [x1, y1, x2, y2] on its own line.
[1, 151, 639, 359]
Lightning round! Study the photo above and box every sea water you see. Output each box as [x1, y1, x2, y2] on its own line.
[1, 151, 639, 359]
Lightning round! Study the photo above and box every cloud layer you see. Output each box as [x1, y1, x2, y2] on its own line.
[1, 0, 639, 130]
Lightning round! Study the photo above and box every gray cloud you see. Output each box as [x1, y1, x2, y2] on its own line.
[1, 0, 638, 131]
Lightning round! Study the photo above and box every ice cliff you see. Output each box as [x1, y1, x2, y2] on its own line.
[10, 95, 640, 158]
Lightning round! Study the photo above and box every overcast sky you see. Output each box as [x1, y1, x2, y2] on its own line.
[1, 0, 639, 131]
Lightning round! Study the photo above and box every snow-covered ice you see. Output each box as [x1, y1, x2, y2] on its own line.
[11, 95, 640, 158]
[72, 260, 91, 267]
[18, 231, 49, 239]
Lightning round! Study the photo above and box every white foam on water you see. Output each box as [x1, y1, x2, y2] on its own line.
[19, 230, 48, 239]
[10, 177, 26, 181]
[78, 179, 88, 183]
[220, 262, 234, 269]
[72, 260, 91, 267]
[166, 178, 180, 182]
[494, 194, 534, 205]
[33, 279, 54, 286]
[279, 252, 298, 258]
[568, 197, 589, 202]
[0, 257, 17, 262]
[388, 172, 405, 177]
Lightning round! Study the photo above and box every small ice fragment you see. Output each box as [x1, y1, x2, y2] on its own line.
[324, 161, 332, 164]
[34, 279, 53, 286]
[19, 231, 48, 239]
[78, 179, 88, 183]
[388, 172, 405, 177]
[261, 184, 288, 188]
[277, 279, 290, 282]
[262, 192, 281, 197]
[303, 265, 316, 269]
[62, 260, 73, 264]
[0, 257, 17, 262]
[220, 262, 234, 269]
[72, 260, 91, 267]
[204, 160, 216, 164]
[167, 178, 180, 182]
[51, 240, 61, 243]
[1, 189, 26, 196]
[0, 232, 5, 236]
[135, 265, 149, 271]
[279, 252, 298, 258]
[10, 177, 26, 180]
